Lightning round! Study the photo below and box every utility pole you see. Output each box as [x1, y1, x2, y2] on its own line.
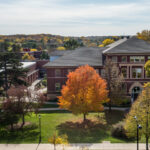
[134, 116, 142, 150]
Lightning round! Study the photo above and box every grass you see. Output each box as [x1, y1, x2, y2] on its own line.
[0, 110, 131, 144]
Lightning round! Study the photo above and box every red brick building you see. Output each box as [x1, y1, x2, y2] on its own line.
[22, 62, 39, 84]
[44, 37, 150, 102]
[22, 60, 49, 84]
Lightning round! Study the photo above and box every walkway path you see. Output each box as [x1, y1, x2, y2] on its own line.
[28, 79, 42, 91]
[39, 106, 129, 111]
[0, 143, 147, 150]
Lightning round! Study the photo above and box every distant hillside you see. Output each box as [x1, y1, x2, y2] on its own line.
[0, 34, 130, 52]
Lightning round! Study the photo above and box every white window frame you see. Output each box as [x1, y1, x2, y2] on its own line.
[130, 56, 145, 63]
[55, 83, 61, 92]
[132, 68, 142, 78]
[55, 69, 61, 77]
[111, 56, 117, 63]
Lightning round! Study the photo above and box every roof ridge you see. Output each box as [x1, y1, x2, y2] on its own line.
[102, 38, 128, 54]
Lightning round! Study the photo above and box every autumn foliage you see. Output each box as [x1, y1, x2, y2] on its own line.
[100, 39, 115, 47]
[144, 60, 150, 77]
[58, 65, 109, 121]
[125, 83, 150, 149]
[137, 30, 150, 41]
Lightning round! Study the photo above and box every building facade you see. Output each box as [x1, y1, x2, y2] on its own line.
[44, 37, 150, 101]
[22, 62, 39, 84]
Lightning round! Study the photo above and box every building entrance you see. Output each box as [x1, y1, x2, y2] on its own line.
[131, 86, 141, 102]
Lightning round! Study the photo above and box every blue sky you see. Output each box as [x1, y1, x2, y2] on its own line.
[0, 0, 150, 36]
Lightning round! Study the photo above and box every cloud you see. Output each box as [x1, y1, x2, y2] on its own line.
[0, 0, 150, 36]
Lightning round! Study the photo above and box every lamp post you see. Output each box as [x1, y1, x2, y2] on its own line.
[39, 114, 41, 143]
[134, 116, 142, 150]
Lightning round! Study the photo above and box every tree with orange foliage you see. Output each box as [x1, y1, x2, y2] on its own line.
[58, 65, 109, 122]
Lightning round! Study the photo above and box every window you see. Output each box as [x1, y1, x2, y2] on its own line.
[55, 83, 61, 92]
[55, 69, 61, 77]
[111, 56, 117, 62]
[130, 56, 145, 63]
[148, 56, 150, 60]
[132, 68, 142, 78]
[121, 56, 127, 62]
[121, 67, 127, 78]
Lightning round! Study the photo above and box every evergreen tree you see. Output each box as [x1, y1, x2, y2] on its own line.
[0, 42, 27, 97]
[40, 51, 49, 60]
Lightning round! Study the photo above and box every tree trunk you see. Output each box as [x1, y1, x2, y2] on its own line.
[146, 136, 149, 150]
[83, 114, 86, 122]
[20, 114, 25, 129]
[10, 123, 14, 131]
[146, 111, 149, 150]
[4, 56, 8, 98]
[109, 100, 112, 112]
[108, 90, 111, 113]
[54, 143, 56, 150]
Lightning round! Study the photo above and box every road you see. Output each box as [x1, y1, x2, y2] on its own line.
[0, 143, 147, 150]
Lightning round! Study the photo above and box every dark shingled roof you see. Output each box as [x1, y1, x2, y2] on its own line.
[104, 36, 150, 54]
[49, 50, 73, 56]
[44, 47, 105, 67]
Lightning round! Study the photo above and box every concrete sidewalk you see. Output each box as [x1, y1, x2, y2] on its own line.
[0, 143, 147, 150]
[39, 107, 129, 112]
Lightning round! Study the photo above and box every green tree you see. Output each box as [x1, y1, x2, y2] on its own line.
[125, 82, 150, 150]
[64, 39, 79, 50]
[0, 49, 27, 97]
[137, 30, 150, 41]
[145, 60, 150, 77]
[40, 51, 49, 60]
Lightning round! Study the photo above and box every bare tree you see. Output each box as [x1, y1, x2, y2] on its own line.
[104, 59, 125, 112]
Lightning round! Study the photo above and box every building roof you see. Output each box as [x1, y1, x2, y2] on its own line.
[44, 47, 105, 67]
[22, 62, 36, 68]
[49, 50, 73, 56]
[103, 36, 150, 54]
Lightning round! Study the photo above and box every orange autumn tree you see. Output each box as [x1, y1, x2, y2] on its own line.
[58, 65, 109, 122]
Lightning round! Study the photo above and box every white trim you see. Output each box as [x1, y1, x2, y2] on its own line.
[129, 82, 143, 94]
[103, 38, 128, 54]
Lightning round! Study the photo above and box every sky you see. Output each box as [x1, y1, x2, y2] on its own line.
[0, 0, 150, 36]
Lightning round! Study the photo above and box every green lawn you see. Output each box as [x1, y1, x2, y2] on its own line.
[0, 110, 131, 144]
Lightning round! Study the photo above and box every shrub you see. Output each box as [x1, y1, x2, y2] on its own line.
[111, 121, 127, 139]
[120, 98, 131, 106]
[98, 44, 104, 47]
[42, 79, 47, 86]
[57, 47, 66, 50]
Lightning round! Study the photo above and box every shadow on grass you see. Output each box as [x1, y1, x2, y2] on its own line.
[57, 119, 109, 143]
[104, 110, 125, 125]
[0, 123, 39, 144]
